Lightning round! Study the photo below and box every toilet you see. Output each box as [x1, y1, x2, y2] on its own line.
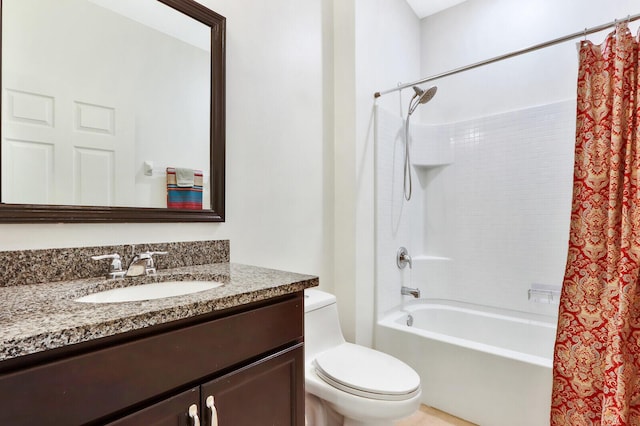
[304, 289, 421, 426]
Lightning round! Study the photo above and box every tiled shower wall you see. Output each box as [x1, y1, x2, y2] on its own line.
[375, 106, 414, 316]
[375, 100, 576, 317]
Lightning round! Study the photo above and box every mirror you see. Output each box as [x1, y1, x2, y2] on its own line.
[0, 0, 225, 222]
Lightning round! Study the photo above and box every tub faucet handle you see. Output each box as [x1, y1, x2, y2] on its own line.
[397, 247, 412, 269]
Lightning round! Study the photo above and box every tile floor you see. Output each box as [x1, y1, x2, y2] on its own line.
[395, 405, 477, 426]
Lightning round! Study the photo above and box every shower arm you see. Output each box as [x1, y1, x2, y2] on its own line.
[374, 12, 640, 99]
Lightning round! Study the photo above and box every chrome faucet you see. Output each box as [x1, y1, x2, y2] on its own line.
[126, 251, 168, 277]
[401, 286, 420, 298]
[397, 247, 412, 269]
[91, 254, 126, 279]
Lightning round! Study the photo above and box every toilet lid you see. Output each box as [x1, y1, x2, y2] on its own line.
[313, 343, 420, 401]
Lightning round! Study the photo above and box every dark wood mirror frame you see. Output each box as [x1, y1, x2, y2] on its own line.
[0, 0, 225, 223]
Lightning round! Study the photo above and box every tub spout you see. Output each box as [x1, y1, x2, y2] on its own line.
[401, 286, 420, 298]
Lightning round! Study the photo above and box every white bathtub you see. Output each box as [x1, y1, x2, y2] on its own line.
[375, 300, 556, 426]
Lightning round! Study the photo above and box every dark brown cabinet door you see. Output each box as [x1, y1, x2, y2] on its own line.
[200, 344, 305, 426]
[107, 387, 199, 426]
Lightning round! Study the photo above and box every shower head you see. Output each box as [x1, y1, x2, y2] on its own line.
[402, 85, 438, 201]
[408, 85, 437, 115]
[416, 85, 437, 104]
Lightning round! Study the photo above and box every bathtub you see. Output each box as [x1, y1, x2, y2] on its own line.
[375, 299, 556, 426]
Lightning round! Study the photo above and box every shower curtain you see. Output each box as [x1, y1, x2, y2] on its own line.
[551, 24, 640, 425]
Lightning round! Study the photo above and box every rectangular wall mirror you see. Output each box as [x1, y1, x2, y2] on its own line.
[0, 0, 225, 222]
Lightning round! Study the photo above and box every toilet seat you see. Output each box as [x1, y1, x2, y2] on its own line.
[312, 343, 420, 401]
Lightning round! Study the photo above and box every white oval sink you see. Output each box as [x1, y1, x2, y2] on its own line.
[75, 280, 224, 303]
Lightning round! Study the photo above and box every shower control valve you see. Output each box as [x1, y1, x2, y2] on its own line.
[396, 247, 412, 269]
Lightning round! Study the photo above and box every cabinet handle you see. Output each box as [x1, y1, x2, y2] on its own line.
[206, 395, 218, 426]
[188, 404, 200, 426]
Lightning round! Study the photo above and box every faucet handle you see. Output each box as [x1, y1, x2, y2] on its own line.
[91, 254, 125, 279]
[142, 251, 168, 258]
[91, 253, 122, 269]
[91, 253, 120, 260]
[135, 251, 168, 275]
[397, 247, 412, 269]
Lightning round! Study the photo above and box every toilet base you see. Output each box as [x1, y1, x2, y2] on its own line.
[306, 393, 397, 426]
[343, 419, 393, 426]
[306, 393, 343, 426]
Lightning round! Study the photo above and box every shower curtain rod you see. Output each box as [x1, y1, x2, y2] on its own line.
[374, 12, 640, 98]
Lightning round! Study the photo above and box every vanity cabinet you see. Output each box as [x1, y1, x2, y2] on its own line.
[0, 293, 305, 426]
[109, 346, 303, 426]
[200, 346, 302, 425]
[107, 387, 200, 426]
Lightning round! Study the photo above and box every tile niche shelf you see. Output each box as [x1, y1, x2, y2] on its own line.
[411, 134, 454, 168]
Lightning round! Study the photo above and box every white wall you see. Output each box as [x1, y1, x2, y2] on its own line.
[200, 0, 330, 280]
[333, 0, 421, 344]
[0, 0, 332, 287]
[420, 0, 640, 123]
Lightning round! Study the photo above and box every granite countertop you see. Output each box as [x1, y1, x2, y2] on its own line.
[0, 263, 318, 362]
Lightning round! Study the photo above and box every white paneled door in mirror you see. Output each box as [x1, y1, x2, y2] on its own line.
[1, 0, 211, 209]
[2, 76, 135, 207]
[2, 87, 55, 204]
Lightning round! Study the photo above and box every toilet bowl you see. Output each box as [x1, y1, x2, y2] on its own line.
[304, 289, 421, 426]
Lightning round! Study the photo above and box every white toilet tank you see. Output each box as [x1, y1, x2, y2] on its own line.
[304, 289, 346, 360]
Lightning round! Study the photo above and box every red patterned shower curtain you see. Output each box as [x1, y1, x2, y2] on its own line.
[551, 24, 640, 425]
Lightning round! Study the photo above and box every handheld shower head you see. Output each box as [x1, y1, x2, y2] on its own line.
[418, 85, 437, 104]
[403, 84, 439, 201]
[408, 85, 437, 115]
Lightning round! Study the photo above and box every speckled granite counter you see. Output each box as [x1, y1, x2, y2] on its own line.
[0, 263, 318, 362]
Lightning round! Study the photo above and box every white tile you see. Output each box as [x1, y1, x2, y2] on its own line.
[375, 101, 575, 318]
